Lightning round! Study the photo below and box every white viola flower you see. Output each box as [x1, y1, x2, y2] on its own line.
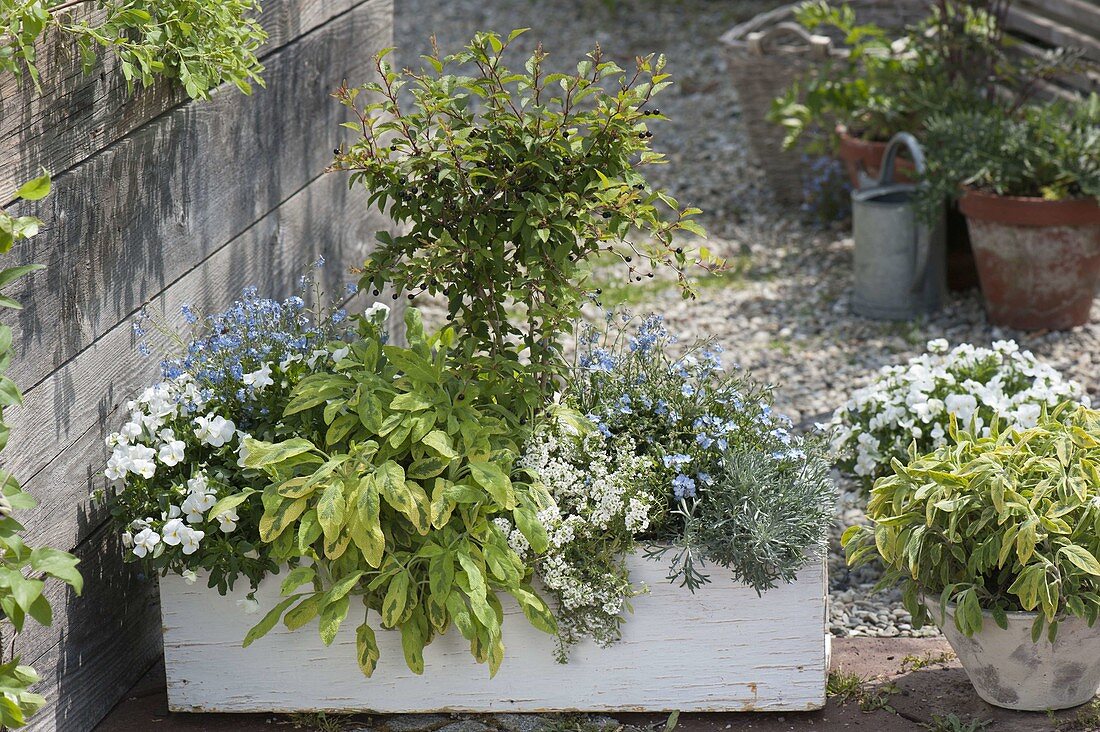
[237, 596, 260, 614]
[181, 569, 198, 585]
[120, 419, 144, 443]
[121, 531, 133, 549]
[161, 504, 182, 521]
[193, 414, 236, 448]
[365, 302, 390, 322]
[181, 491, 216, 524]
[187, 472, 209, 495]
[105, 452, 128, 482]
[132, 528, 160, 558]
[944, 394, 979, 424]
[1011, 402, 1042, 429]
[180, 528, 204, 555]
[242, 363, 274, 391]
[215, 509, 239, 534]
[158, 439, 186, 466]
[125, 444, 158, 479]
[927, 338, 949, 354]
[236, 437, 252, 468]
[160, 518, 188, 546]
[105, 432, 124, 448]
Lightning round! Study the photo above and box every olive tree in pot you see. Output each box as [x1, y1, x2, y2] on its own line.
[920, 96, 1100, 330]
[844, 403, 1100, 711]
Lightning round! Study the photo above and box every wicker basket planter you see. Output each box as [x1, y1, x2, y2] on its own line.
[719, 0, 928, 207]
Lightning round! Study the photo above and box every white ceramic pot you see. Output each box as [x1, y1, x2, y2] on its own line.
[924, 595, 1100, 711]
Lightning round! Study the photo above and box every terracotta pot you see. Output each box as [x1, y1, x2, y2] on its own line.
[836, 127, 914, 188]
[959, 189, 1100, 330]
[924, 595, 1100, 711]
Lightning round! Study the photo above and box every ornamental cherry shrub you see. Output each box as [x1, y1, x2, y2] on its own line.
[831, 339, 1089, 484]
[332, 30, 711, 414]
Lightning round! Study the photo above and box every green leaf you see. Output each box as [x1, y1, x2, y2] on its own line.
[284, 593, 326, 631]
[401, 617, 426, 674]
[243, 437, 316, 468]
[356, 620, 380, 676]
[319, 594, 351, 646]
[317, 481, 348, 548]
[243, 595, 300, 647]
[1060, 545, 1100, 576]
[14, 173, 50, 201]
[280, 566, 316, 596]
[468, 461, 515, 510]
[350, 477, 385, 567]
[29, 547, 82, 594]
[381, 571, 410, 627]
[513, 506, 548, 554]
[422, 430, 457, 459]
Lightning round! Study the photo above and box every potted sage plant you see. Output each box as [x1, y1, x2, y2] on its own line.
[844, 402, 1100, 710]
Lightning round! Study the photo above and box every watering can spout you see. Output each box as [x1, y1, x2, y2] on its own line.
[850, 132, 946, 321]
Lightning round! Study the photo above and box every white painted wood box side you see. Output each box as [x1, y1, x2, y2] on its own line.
[160, 552, 828, 713]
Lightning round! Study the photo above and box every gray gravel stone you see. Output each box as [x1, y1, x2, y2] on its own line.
[493, 715, 553, 732]
[382, 715, 453, 732]
[436, 722, 492, 732]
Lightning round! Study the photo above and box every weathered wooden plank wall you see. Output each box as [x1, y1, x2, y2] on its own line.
[0, 1, 395, 729]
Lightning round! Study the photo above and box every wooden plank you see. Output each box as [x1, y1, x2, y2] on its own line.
[0, 0, 368, 204]
[1005, 6, 1100, 61]
[0, 0, 392, 394]
[12, 170, 393, 556]
[161, 555, 829, 713]
[1017, 0, 1100, 38]
[14, 524, 162, 732]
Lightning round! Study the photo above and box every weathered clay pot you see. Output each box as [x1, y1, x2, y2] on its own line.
[836, 126, 913, 188]
[925, 595, 1100, 711]
[959, 189, 1100, 330]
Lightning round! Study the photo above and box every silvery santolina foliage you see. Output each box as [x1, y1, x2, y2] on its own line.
[831, 339, 1089, 483]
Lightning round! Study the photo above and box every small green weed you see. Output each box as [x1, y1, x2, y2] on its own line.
[1055, 699, 1100, 732]
[900, 650, 956, 671]
[288, 712, 349, 732]
[827, 669, 897, 713]
[922, 713, 991, 732]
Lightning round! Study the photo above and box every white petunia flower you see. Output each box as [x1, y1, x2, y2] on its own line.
[365, 302, 390, 321]
[331, 346, 350, 362]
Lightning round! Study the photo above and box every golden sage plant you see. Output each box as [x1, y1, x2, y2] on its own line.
[845, 403, 1100, 643]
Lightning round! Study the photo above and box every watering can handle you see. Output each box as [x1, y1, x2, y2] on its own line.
[878, 131, 926, 186]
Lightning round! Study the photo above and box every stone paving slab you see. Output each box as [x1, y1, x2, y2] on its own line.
[93, 638, 1100, 732]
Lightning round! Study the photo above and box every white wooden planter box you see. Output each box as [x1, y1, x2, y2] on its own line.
[160, 553, 829, 713]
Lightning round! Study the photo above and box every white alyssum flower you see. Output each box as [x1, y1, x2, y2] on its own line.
[237, 596, 261, 614]
[193, 414, 236, 448]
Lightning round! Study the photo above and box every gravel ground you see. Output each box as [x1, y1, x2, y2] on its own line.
[393, 0, 1100, 640]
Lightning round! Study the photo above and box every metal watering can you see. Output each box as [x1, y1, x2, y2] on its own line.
[851, 132, 945, 320]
